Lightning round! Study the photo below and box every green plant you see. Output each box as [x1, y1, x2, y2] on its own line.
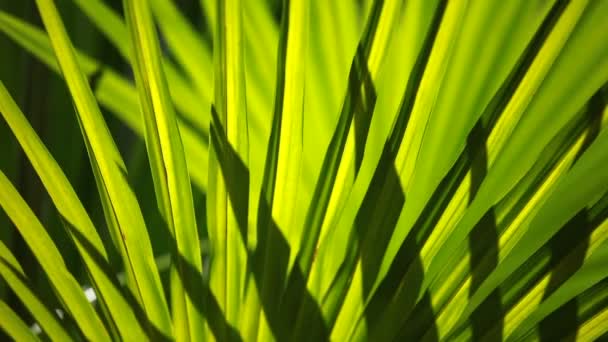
[0, 0, 607, 341]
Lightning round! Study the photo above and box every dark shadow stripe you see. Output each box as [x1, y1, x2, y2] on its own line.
[538, 209, 591, 342]
[210, 104, 327, 341]
[366, 121, 471, 340]
[353, 2, 449, 340]
[467, 116, 502, 341]
[416, 3, 575, 337]
[538, 92, 605, 340]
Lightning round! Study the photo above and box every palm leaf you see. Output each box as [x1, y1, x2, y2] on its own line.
[0, 300, 39, 342]
[0, 80, 149, 340]
[0, 170, 109, 341]
[34, 0, 172, 336]
[0, 10, 208, 191]
[245, 0, 311, 339]
[0, 0, 606, 340]
[123, 0, 204, 340]
[0, 242, 71, 341]
[206, 0, 250, 340]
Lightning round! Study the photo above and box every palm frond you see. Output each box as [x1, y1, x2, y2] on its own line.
[0, 0, 606, 341]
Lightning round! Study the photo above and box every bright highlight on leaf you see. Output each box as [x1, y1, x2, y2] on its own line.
[0, 0, 606, 341]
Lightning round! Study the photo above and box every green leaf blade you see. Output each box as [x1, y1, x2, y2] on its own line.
[0, 170, 109, 342]
[123, 0, 205, 340]
[0, 300, 40, 342]
[0, 80, 150, 341]
[0, 242, 71, 342]
[34, 0, 173, 337]
[207, 0, 250, 339]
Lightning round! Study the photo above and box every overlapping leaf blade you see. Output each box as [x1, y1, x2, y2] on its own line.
[250, 0, 310, 340]
[206, 0, 250, 340]
[0, 300, 39, 342]
[0, 80, 148, 341]
[0, 170, 109, 342]
[123, 0, 204, 340]
[0, 10, 209, 192]
[34, 0, 172, 337]
[0, 0, 606, 340]
[0, 242, 71, 341]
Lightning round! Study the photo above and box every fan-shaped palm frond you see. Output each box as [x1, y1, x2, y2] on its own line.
[0, 0, 607, 341]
